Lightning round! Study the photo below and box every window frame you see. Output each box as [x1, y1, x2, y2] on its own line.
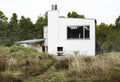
[66, 25, 90, 40]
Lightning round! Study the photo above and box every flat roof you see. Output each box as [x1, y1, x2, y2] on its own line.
[15, 39, 44, 44]
[59, 17, 96, 20]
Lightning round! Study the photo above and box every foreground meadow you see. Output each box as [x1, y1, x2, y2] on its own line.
[0, 45, 57, 82]
[0, 45, 120, 82]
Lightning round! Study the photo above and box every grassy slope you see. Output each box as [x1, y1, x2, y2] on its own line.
[25, 52, 120, 82]
[0, 45, 57, 82]
[24, 66, 77, 82]
[1, 45, 120, 82]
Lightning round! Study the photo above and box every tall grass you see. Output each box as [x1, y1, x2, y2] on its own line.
[7, 58, 17, 71]
[0, 71, 22, 82]
[69, 55, 120, 81]
[0, 45, 57, 81]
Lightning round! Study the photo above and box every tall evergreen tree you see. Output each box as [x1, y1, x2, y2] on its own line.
[34, 13, 48, 39]
[96, 23, 108, 44]
[0, 10, 9, 46]
[115, 16, 120, 29]
[8, 13, 20, 46]
[19, 16, 34, 40]
[34, 16, 44, 39]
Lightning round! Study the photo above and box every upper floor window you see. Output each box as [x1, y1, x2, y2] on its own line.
[67, 26, 90, 39]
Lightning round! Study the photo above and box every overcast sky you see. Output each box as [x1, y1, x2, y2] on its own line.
[0, 0, 120, 24]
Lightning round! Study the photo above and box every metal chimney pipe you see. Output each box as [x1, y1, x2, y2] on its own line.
[52, 5, 54, 10]
[55, 5, 57, 10]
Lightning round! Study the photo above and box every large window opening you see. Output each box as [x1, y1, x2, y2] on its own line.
[67, 26, 90, 39]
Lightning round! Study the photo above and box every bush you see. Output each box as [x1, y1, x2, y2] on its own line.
[0, 46, 10, 56]
[48, 73, 65, 82]
[0, 58, 8, 72]
[9, 54, 18, 58]
[25, 66, 40, 76]
[102, 41, 112, 52]
[0, 71, 22, 82]
[10, 45, 17, 52]
[55, 58, 71, 70]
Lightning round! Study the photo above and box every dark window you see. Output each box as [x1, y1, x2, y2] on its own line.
[57, 47, 63, 56]
[67, 26, 83, 39]
[67, 26, 90, 39]
[42, 46, 45, 52]
[57, 47, 63, 51]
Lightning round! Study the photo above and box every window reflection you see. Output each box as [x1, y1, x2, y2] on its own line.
[67, 26, 90, 39]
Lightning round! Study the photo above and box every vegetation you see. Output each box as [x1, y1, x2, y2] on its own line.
[0, 45, 57, 81]
[67, 11, 85, 18]
[1, 45, 120, 81]
[24, 53, 120, 82]
[68, 55, 120, 81]
[0, 10, 47, 46]
[96, 16, 120, 52]
[55, 58, 71, 70]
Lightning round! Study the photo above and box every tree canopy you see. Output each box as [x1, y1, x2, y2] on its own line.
[0, 11, 48, 46]
[67, 11, 85, 18]
[96, 16, 120, 52]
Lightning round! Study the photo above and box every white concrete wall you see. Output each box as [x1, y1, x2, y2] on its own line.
[48, 10, 96, 56]
[44, 26, 48, 46]
[48, 10, 59, 54]
[58, 18, 96, 56]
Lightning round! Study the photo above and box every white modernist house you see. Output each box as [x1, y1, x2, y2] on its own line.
[44, 5, 96, 56]
[16, 5, 98, 56]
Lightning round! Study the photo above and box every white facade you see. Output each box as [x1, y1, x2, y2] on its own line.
[44, 26, 48, 46]
[44, 9, 96, 56]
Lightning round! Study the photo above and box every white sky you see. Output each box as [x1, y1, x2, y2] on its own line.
[0, 0, 120, 24]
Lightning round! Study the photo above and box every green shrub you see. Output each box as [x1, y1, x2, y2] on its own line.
[0, 71, 22, 82]
[24, 66, 40, 76]
[10, 45, 17, 52]
[48, 73, 65, 82]
[9, 54, 18, 58]
[68, 79, 78, 82]
[102, 41, 112, 52]
[55, 58, 71, 70]
[0, 46, 10, 56]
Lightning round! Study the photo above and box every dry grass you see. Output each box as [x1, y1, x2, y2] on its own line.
[0, 45, 57, 81]
[0, 71, 22, 82]
[0, 58, 8, 72]
[7, 58, 17, 71]
[69, 55, 120, 81]
[1, 45, 120, 81]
